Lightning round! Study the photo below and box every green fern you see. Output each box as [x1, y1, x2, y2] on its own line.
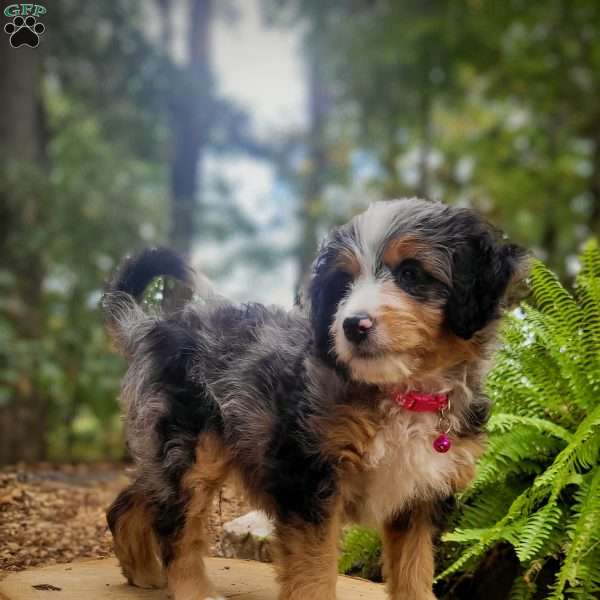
[439, 240, 600, 598]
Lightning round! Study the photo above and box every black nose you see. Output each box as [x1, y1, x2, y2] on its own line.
[343, 313, 374, 344]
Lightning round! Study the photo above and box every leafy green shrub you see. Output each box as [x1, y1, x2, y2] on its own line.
[440, 240, 600, 599]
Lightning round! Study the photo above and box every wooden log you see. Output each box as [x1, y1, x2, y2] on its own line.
[0, 557, 385, 599]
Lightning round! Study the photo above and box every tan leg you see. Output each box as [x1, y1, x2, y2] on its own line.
[382, 508, 437, 600]
[107, 485, 166, 588]
[167, 434, 230, 600]
[274, 508, 341, 600]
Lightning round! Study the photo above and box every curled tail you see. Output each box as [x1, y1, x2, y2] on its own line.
[102, 247, 193, 356]
[109, 247, 191, 302]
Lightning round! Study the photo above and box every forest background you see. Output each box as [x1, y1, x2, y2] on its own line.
[1, 0, 598, 466]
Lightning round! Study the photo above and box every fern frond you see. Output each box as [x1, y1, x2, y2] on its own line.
[513, 496, 561, 562]
[550, 468, 600, 598]
[486, 314, 577, 423]
[532, 403, 600, 496]
[442, 527, 493, 544]
[530, 261, 581, 334]
[466, 427, 564, 494]
[438, 484, 535, 580]
[488, 413, 573, 442]
[518, 307, 590, 414]
[458, 483, 523, 530]
[577, 238, 600, 280]
[575, 275, 600, 389]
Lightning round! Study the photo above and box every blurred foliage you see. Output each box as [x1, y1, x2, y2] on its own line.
[0, 2, 169, 461]
[0, 91, 167, 459]
[266, 0, 600, 278]
[2, 0, 600, 467]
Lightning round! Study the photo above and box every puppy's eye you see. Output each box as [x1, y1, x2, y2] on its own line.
[395, 260, 429, 286]
[398, 263, 420, 283]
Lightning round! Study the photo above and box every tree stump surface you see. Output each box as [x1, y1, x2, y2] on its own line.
[0, 557, 385, 600]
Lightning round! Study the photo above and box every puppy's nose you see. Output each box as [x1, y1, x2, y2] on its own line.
[343, 313, 374, 344]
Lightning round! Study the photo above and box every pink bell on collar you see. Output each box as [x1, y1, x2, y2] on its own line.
[433, 432, 452, 453]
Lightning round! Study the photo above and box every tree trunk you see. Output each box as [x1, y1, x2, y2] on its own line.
[297, 22, 329, 289]
[588, 116, 600, 242]
[168, 0, 214, 257]
[156, 0, 173, 52]
[540, 117, 562, 274]
[0, 43, 42, 160]
[416, 53, 433, 200]
[381, 135, 403, 198]
[417, 87, 432, 199]
[0, 42, 47, 464]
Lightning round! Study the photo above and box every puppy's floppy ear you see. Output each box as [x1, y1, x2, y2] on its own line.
[445, 232, 526, 340]
[308, 233, 354, 364]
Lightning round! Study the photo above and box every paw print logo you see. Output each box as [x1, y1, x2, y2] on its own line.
[4, 15, 45, 48]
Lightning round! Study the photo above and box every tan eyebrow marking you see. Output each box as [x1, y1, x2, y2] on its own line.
[382, 235, 451, 286]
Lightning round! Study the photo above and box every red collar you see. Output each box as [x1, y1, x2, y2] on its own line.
[391, 390, 449, 412]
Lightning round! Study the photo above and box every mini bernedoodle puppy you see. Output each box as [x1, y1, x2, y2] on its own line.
[104, 198, 527, 600]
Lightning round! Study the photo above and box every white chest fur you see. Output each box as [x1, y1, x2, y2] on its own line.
[354, 403, 476, 527]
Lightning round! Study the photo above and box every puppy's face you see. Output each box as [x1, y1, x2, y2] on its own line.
[308, 199, 525, 384]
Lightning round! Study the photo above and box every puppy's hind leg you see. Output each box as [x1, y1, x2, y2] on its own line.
[164, 434, 231, 600]
[107, 484, 166, 588]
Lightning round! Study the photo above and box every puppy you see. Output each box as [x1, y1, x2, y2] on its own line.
[104, 198, 526, 600]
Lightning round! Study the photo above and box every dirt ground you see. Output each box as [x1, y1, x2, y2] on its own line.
[0, 463, 248, 574]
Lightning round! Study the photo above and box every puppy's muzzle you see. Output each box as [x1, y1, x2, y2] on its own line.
[343, 313, 374, 344]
